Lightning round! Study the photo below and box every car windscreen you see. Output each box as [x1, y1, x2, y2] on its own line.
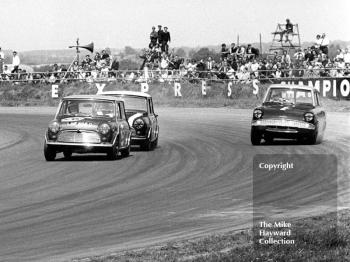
[265, 88, 313, 106]
[58, 100, 116, 118]
[118, 96, 147, 112]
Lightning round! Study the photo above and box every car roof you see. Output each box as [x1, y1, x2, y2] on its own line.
[268, 84, 317, 92]
[62, 94, 124, 101]
[100, 90, 151, 98]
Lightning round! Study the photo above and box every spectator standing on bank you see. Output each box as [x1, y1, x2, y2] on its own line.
[95, 55, 103, 70]
[315, 35, 323, 50]
[246, 44, 254, 60]
[110, 57, 119, 78]
[101, 50, 110, 61]
[237, 45, 246, 59]
[229, 43, 238, 55]
[220, 44, 229, 60]
[157, 25, 164, 45]
[94, 52, 101, 62]
[111, 57, 119, 71]
[343, 48, 350, 64]
[11, 51, 20, 74]
[320, 33, 329, 55]
[100, 62, 109, 78]
[281, 50, 291, 67]
[251, 59, 259, 77]
[82, 54, 92, 67]
[162, 27, 171, 54]
[304, 47, 314, 63]
[0, 47, 4, 73]
[294, 48, 305, 61]
[335, 49, 344, 61]
[3, 65, 11, 79]
[206, 56, 215, 70]
[150, 26, 158, 48]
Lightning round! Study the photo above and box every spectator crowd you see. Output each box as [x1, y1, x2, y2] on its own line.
[0, 48, 121, 83]
[135, 34, 350, 84]
[1, 25, 350, 84]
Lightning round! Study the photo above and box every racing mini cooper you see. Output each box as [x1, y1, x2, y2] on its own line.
[99, 91, 159, 150]
[251, 84, 326, 145]
[44, 95, 131, 161]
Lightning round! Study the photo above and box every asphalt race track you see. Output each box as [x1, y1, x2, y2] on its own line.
[0, 107, 349, 262]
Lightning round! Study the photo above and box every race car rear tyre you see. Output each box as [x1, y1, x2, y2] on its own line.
[44, 141, 56, 161]
[251, 129, 261, 145]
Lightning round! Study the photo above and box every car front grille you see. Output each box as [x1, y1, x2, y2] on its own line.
[57, 131, 101, 144]
[252, 119, 315, 129]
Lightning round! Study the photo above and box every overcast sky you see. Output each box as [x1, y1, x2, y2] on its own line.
[1, 0, 349, 51]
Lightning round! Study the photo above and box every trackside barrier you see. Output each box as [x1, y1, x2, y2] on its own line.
[1, 68, 350, 84]
[46, 77, 350, 99]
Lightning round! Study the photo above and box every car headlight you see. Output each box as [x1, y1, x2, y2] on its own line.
[133, 118, 145, 130]
[304, 112, 314, 122]
[253, 109, 263, 119]
[48, 121, 60, 133]
[98, 123, 111, 135]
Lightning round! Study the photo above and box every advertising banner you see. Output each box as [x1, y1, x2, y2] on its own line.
[51, 78, 350, 99]
[276, 78, 350, 98]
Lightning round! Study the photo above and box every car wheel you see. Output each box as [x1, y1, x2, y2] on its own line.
[63, 150, 72, 159]
[152, 136, 158, 149]
[44, 141, 56, 161]
[251, 129, 261, 145]
[107, 139, 119, 160]
[120, 144, 130, 158]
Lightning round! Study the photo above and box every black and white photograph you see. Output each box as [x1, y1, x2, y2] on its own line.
[0, 0, 349, 261]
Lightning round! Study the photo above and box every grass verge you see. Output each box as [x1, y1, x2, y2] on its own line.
[70, 209, 350, 262]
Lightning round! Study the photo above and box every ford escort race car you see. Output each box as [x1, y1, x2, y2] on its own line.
[98, 91, 159, 151]
[251, 84, 326, 145]
[44, 95, 131, 161]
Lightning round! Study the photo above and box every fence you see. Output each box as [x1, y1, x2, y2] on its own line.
[0, 67, 349, 84]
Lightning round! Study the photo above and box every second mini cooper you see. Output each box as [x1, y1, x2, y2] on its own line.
[99, 91, 159, 150]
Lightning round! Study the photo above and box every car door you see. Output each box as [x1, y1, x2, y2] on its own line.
[147, 98, 158, 141]
[117, 102, 131, 148]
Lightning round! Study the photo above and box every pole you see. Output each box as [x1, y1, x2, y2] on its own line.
[76, 38, 80, 64]
[259, 33, 262, 55]
[62, 53, 78, 81]
[237, 35, 239, 46]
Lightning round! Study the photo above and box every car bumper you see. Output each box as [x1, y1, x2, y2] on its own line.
[130, 128, 151, 144]
[131, 136, 149, 145]
[45, 135, 114, 153]
[251, 119, 316, 138]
